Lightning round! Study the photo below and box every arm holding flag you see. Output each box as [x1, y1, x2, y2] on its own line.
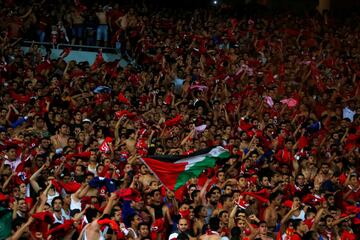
[1, 171, 16, 192]
[29, 165, 45, 193]
[36, 182, 52, 213]
[102, 192, 119, 216]
[8, 217, 34, 240]
[72, 183, 91, 202]
[114, 117, 123, 146]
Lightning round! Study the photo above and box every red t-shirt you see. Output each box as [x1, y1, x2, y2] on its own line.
[290, 233, 302, 240]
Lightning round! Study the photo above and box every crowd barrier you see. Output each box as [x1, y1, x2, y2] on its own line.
[21, 41, 129, 67]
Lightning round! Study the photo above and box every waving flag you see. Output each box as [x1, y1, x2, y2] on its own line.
[99, 137, 113, 153]
[118, 92, 131, 105]
[142, 146, 229, 191]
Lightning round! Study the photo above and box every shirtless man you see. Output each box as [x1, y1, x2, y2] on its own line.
[96, 6, 109, 47]
[138, 164, 157, 187]
[199, 217, 221, 240]
[314, 162, 333, 188]
[78, 193, 118, 240]
[125, 129, 137, 155]
[51, 123, 70, 150]
[253, 221, 273, 240]
[70, 7, 85, 45]
[263, 191, 283, 232]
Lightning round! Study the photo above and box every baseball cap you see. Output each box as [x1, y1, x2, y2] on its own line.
[82, 118, 92, 123]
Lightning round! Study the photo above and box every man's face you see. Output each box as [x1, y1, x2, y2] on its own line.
[326, 217, 333, 227]
[350, 176, 358, 186]
[209, 193, 217, 205]
[296, 175, 305, 186]
[75, 166, 83, 176]
[139, 225, 149, 237]
[41, 139, 51, 149]
[272, 173, 282, 184]
[321, 165, 329, 174]
[224, 186, 232, 195]
[68, 139, 76, 148]
[178, 219, 188, 232]
[217, 172, 225, 182]
[53, 199, 62, 212]
[259, 223, 268, 234]
[132, 214, 141, 226]
[152, 191, 162, 202]
[113, 210, 122, 222]
[327, 196, 335, 206]
[238, 177, 247, 188]
[0, 109, 7, 117]
[75, 112, 82, 121]
[18, 199, 28, 212]
[262, 177, 270, 187]
[212, 189, 221, 201]
[0, 131, 6, 141]
[274, 195, 282, 206]
[140, 165, 149, 175]
[60, 124, 69, 135]
[220, 212, 229, 224]
[7, 148, 17, 160]
[285, 141, 293, 150]
[300, 221, 308, 233]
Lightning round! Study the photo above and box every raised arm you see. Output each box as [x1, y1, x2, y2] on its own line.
[29, 165, 45, 193]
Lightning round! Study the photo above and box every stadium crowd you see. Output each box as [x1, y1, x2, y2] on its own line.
[0, 0, 360, 239]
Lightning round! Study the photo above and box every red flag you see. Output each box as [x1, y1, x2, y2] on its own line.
[115, 110, 136, 119]
[341, 230, 356, 240]
[51, 180, 63, 193]
[32, 211, 55, 224]
[46, 219, 74, 239]
[345, 205, 360, 215]
[91, 51, 104, 71]
[164, 115, 183, 127]
[0, 192, 8, 201]
[164, 94, 172, 105]
[99, 137, 113, 153]
[65, 151, 91, 160]
[117, 93, 130, 105]
[297, 136, 309, 150]
[115, 188, 141, 201]
[61, 181, 81, 193]
[97, 218, 120, 231]
[60, 48, 71, 58]
[242, 189, 270, 203]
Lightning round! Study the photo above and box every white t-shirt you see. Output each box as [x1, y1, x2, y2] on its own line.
[70, 194, 82, 211]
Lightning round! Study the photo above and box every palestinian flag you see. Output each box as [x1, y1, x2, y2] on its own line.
[142, 146, 229, 191]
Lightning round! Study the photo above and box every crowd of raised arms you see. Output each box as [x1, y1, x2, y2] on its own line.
[0, 0, 360, 240]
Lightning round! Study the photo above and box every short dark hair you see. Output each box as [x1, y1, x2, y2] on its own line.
[138, 222, 150, 231]
[220, 194, 232, 205]
[150, 189, 161, 197]
[269, 191, 282, 203]
[218, 210, 228, 218]
[194, 205, 204, 218]
[51, 196, 63, 207]
[208, 217, 220, 231]
[85, 208, 99, 222]
[191, 190, 200, 200]
[292, 219, 302, 231]
[126, 129, 136, 138]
